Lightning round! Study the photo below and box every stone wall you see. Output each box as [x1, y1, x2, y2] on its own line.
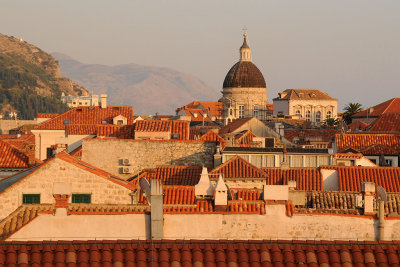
[0, 119, 37, 134]
[82, 139, 215, 179]
[0, 157, 133, 219]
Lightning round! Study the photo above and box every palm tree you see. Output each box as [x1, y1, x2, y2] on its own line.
[323, 117, 339, 128]
[343, 102, 363, 124]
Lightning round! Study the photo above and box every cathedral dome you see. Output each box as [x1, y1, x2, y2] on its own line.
[223, 61, 266, 88]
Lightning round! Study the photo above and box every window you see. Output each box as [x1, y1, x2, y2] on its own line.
[72, 194, 91, 203]
[315, 111, 321, 123]
[238, 105, 245, 118]
[306, 110, 311, 121]
[295, 110, 301, 117]
[63, 120, 70, 124]
[23, 194, 40, 204]
[117, 120, 124, 125]
[386, 159, 393, 166]
[326, 111, 332, 119]
[253, 106, 259, 118]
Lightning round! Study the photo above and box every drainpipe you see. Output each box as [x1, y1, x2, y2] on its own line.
[378, 199, 385, 241]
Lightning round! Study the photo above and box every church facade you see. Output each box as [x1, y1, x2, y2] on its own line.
[221, 30, 269, 125]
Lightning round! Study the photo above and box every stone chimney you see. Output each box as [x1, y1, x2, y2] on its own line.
[361, 182, 375, 215]
[100, 94, 108, 109]
[52, 182, 71, 216]
[150, 179, 163, 240]
[195, 167, 214, 198]
[214, 174, 228, 211]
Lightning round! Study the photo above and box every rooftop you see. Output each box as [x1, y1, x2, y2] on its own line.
[353, 98, 400, 118]
[274, 89, 337, 101]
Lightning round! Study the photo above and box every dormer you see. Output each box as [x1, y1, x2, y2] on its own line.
[113, 115, 127, 125]
[195, 167, 214, 199]
[214, 174, 228, 210]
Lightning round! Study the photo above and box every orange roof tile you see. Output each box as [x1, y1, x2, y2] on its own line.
[155, 165, 202, 185]
[234, 130, 258, 147]
[35, 106, 133, 130]
[200, 130, 226, 149]
[336, 166, 400, 192]
[65, 125, 97, 135]
[176, 101, 222, 118]
[134, 120, 189, 140]
[96, 125, 134, 139]
[230, 188, 263, 200]
[347, 120, 369, 132]
[369, 113, 400, 132]
[333, 153, 364, 159]
[171, 120, 190, 140]
[218, 118, 253, 136]
[336, 133, 400, 155]
[361, 143, 400, 155]
[163, 185, 196, 205]
[0, 139, 31, 168]
[284, 129, 338, 146]
[209, 156, 267, 179]
[182, 108, 211, 122]
[262, 167, 323, 191]
[353, 98, 400, 117]
[36, 113, 60, 119]
[274, 89, 337, 101]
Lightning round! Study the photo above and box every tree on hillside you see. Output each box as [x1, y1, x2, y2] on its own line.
[343, 102, 363, 125]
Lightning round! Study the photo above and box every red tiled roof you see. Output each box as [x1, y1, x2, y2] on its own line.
[333, 153, 364, 159]
[35, 106, 133, 130]
[0, 139, 31, 168]
[361, 143, 400, 155]
[200, 130, 226, 149]
[235, 130, 258, 147]
[163, 185, 196, 205]
[231, 188, 263, 200]
[182, 108, 211, 122]
[336, 133, 400, 154]
[155, 165, 202, 185]
[96, 125, 134, 139]
[336, 166, 400, 192]
[69, 146, 82, 157]
[284, 129, 338, 144]
[369, 113, 400, 132]
[36, 113, 60, 119]
[218, 118, 253, 136]
[348, 120, 369, 132]
[1, 240, 400, 265]
[65, 125, 97, 135]
[262, 167, 323, 191]
[189, 128, 201, 140]
[274, 89, 337, 100]
[210, 156, 267, 179]
[354, 98, 400, 117]
[134, 120, 190, 140]
[176, 101, 222, 118]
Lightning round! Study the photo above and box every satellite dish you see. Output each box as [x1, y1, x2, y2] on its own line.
[139, 178, 151, 204]
[376, 186, 388, 203]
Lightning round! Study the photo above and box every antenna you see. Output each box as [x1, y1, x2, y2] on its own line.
[376, 186, 387, 203]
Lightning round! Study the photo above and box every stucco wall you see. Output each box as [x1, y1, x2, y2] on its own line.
[163, 205, 379, 240]
[8, 213, 150, 241]
[82, 139, 215, 178]
[0, 119, 37, 135]
[0, 157, 133, 219]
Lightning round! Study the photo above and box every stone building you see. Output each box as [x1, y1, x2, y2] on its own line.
[221, 30, 269, 125]
[273, 89, 338, 125]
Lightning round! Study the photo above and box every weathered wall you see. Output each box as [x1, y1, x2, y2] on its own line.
[163, 205, 381, 240]
[0, 119, 37, 134]
[7, 213, 150, 241]
[82, 139, 215, 178]
[0, 157, 133, 219]
[321, 169, 339, 191]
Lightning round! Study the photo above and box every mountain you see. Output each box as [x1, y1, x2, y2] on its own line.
[0, 34, 88, 119]
[52, 52, 219, 114]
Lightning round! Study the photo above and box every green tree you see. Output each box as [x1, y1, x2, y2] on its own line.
[343, 103, 363, 125]
[323, 117, 339, 128]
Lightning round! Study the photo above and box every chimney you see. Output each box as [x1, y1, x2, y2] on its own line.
[361, 182, 375, 215]
[288, 180, 297, 190]
[214, 174, 228, 211]
[280, 145, 289, 170]
[150, 179, 163, 240]
[100, 94, 108, 109]
[195, 167, 214, 198]
[52, 182, 71, 216]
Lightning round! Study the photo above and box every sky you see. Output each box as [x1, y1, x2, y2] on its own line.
[1, 0, 399, 111]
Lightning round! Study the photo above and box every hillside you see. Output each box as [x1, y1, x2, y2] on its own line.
[0, 34, 88, 119]
[53, 53, 219, 115]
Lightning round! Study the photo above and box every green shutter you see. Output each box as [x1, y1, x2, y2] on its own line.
[72, 194, 91, 203]
[22, 194, 40, 204]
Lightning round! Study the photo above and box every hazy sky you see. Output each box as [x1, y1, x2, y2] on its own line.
[1, 1, 399, 111]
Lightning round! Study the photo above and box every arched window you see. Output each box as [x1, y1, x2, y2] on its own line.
[306, 110, 311, 121]
[326, 111, 332, 119]
[295, 110, 301, 118]
[316, 111, 321, 123]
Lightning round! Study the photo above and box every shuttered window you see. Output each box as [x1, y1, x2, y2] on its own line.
[23, 194, 40, 204]
[72, 194, 91, 203]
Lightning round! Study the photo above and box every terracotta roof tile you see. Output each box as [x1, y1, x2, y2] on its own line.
[0, 139, 31, 168]
[210, 156, 267, 179]
[285, 129, 338, 146]
[348, 120, 370, 132]
[262, 167, 322, 191]
[0, 134, 38, 166]
[333, 153, 364, 159]
[171, 120, 190, 140]
[182, 108, 211, 122]
[177, 101, 223, 118]
[218, 118, 253, 136]
[274, 89, 337, 101]
[353, 98, 400, 117]
[65, 125, 97, 135]
[200, 130, 226, 148]
[336, 133, 400, 155]
[335, 166, 400, 192]
[134, 120, 190, 140]
[369, 113, 400, 132]
[36, 113, 60, 119]
[35, 106, 133, 130]
[1, 240, 400, 265]
[230, 188, 263, 200]
[155, 165, 202, 185]
[96, 125, 134, 139]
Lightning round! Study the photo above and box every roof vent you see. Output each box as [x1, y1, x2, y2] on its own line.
[88, 106, 95, 110]
[63, 120, 70, 125]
